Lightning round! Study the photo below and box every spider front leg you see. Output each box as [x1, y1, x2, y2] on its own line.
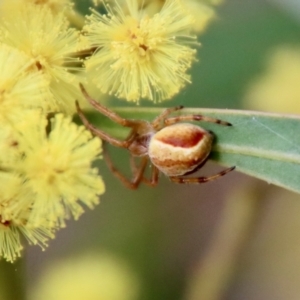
[164, 114, 232, 126]
[76, 100, 135, 148]
[151, 106, 184, 130]
[170, 166, 235, 184]
[79, 83, 138, 127]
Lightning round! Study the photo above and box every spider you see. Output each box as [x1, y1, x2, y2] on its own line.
[76, 84, 235, 189]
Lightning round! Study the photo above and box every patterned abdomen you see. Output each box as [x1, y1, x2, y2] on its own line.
[148, 123, 213, 177]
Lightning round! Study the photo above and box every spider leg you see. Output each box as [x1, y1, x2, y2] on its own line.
[130, 156, 147, 183]
[148, 165, 159, 187]
[170, 166, 235, 184]
[130, 156, 159, 187]
[103, 142, 149, 189]
[164, 115, 232, 126]
[76, 101, 133, 148]
[152, 106, 184, 130]
[79, 83, 138, 127]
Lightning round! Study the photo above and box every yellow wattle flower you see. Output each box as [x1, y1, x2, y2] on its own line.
[13, 112, 105, 227]
[0, 110, 105, 262]
[0, 44, 50, 121]
[0, 171, 55, 263]
[84, 0, 198, 103]
[0, 4, 84, 115]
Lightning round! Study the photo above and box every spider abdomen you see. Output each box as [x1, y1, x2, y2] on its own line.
[148, 123, 213, 177]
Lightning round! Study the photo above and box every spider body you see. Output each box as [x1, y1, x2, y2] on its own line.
[127, 123, 154, 157]
[76, 84, 235, 189]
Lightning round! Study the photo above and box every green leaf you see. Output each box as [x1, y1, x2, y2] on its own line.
[84, 108, 300, 194]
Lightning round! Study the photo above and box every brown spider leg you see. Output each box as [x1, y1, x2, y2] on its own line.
[130, 156, 159, 187]
[170, 166, 235, 184]
[151, 106, 184, 130]
[130, 155, 145, 179]
[164, 115, 232, 126]
[80, 83, 137, 127]
[76, 101, 134, 148]
[148, 165, 159, 186]
[102, 142, 149, 189]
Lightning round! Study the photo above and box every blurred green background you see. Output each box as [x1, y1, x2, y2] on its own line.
[2, 0, 300, 299]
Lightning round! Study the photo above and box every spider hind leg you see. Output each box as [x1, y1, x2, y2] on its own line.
[170, 166, 235, 184]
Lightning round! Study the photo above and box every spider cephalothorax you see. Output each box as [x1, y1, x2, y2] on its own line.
[76, 84, 235, 189]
